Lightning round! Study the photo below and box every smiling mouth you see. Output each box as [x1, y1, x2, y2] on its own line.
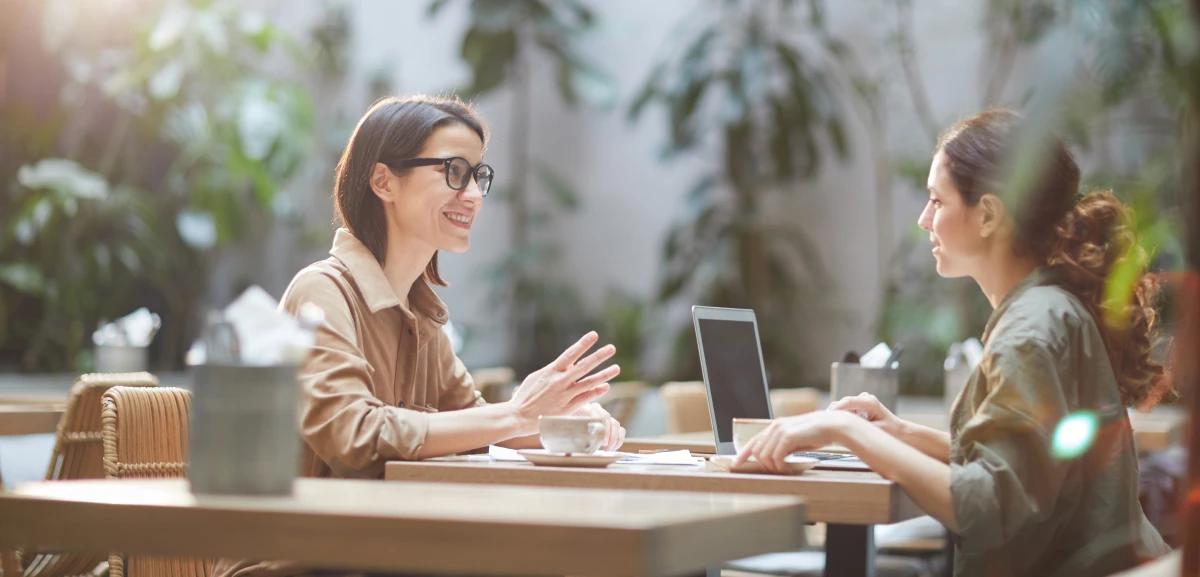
[444, 212, 473, 227]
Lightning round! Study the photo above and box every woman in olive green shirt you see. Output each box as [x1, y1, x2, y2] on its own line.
[736, 109, 1171, 576]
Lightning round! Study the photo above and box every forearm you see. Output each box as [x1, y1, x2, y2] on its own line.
[888, 419, 952, 463]
[496, 433, 543, 449]
[835, 418, 959, 531]
[417, 402, 531, 459]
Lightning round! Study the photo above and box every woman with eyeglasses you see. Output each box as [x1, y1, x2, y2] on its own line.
[734, 109, 1170, 576]
[213, 95, 624, 577]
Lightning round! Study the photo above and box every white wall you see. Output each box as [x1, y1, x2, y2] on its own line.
[247, 0, 1073, 384]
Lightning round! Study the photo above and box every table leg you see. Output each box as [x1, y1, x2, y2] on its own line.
[824, 523, 874, 577]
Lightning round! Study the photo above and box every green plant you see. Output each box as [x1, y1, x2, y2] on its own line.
[628, 0, 854, 388]
[429, 0, 617, 376]
[877, 0, 1192, 395]
[0, 0, 315, 371]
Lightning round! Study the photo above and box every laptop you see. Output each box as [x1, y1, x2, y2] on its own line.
[691, 305, 870, 470]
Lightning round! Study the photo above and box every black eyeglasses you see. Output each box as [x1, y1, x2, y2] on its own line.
[389, 156, 493, 197]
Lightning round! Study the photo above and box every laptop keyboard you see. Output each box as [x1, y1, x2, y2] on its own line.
[790, 451, 853, 461]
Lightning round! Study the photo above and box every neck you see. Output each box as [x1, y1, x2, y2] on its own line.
[971, 247, 1039, 309]
[381, 231, 436, 309]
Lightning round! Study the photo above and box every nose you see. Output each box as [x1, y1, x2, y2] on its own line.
[459, 177, 484, 204]
[917, 201, 933, 232]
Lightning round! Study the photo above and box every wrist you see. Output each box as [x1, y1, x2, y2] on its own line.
[503, 401, 537, 437]
[820, 410, 859, 446]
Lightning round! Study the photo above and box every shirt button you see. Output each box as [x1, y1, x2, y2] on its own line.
[437, 312, 444, 318]
[419, 331, 426, 337]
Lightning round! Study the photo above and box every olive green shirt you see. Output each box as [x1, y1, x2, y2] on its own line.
[949, 268, 1169, 577]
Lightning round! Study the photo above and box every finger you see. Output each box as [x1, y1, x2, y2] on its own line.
[551, 331, 599, 372]
[615, 426, 626, 451]
[565, 382, 610, 414]
[758, 427, 787, 474]
[733, 434, 759, 467]
[564, 344, 617, 382]
[573, 364, 621, 389]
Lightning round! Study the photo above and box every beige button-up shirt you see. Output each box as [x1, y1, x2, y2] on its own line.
[214, 228, 486, 577]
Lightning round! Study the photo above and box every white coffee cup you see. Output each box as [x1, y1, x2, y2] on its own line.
[539, 415, 606, 454]
[732, 418, 773, 453]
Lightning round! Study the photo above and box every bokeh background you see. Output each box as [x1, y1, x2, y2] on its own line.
[1, 0, 1191, 395]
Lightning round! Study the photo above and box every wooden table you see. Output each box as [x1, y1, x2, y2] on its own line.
[624, 402, 1186, 454]
[0, 405, 64, 437]
[0, 478, 806, 577]
[387, 459, 921, 577]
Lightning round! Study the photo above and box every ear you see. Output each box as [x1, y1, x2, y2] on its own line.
[977, 194, 1007, 239]
[369, 163, 397, 203]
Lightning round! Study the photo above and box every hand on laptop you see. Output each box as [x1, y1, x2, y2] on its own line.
[827, 392, 902, 436]
[732, 411, 858, 474]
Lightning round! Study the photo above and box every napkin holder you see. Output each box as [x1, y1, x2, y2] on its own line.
[830, 362, 898, 412]
[188, 363, 301, 495]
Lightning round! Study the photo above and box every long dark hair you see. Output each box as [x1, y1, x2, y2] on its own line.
[936, 109, 1168, 408]
[333, 95, 487, 287]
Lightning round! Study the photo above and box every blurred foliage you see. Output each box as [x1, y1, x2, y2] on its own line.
[878, 0, 1193, 395]
[430, 0, 623, 377]
[0, 0, 315, 371]
[628, 0, 855, 388]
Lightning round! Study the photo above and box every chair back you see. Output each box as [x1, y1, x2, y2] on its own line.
[473, 366, 516, 403]
[660, 381, 712, 434]
[598, 381, 647, 427]
[5, 373, 157, 577]
[46, 373, 158, 481]
[101, 386, 210, 577]
[770, 387, 821, 417]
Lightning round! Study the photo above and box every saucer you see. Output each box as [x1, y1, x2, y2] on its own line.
[518, 449, 624, 468]
[709, 455, 818, 476]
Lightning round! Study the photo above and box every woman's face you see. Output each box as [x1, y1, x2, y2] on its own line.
[380, 123, 485, 254]
[918, 151, 988, 278]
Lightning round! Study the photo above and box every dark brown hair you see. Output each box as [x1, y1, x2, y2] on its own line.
[333, 95, 487, 287]
[936, 109, 1168, 408]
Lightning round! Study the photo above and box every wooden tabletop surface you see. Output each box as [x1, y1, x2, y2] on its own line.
[0, 404, 65, 436]
[0, 478, 806, 577]
[624, 401, 1185, 454]
[385, 459, 921, 526]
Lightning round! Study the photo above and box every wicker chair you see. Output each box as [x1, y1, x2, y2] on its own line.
[660, 381, 713, 434]
[100, 386, 211, 577]
[1, 373, 158, 577]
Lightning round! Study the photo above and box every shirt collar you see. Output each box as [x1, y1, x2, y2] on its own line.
[328, 228, 449, 323]
[981, 266, 1051, 344]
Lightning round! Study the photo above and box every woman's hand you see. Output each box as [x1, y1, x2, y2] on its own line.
[827, 392, 903, 436]
[509, 331, 620, 435]
[572, 402, 626, 451]
[733, 411, 857, 474]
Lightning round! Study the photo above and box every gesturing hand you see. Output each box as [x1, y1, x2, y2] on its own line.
[509, 331, 620, 435]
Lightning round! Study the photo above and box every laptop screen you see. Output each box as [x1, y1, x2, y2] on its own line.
[696, 318, 772, 443]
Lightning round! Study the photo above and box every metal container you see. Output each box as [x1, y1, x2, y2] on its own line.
[188, 364, 301, 495]
[95, 345, 149, 374]
[830, 362, 899, 413]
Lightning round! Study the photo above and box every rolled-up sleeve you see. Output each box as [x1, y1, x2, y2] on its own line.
[281, 271, 430, 477]
[951, 337, 1073, 554]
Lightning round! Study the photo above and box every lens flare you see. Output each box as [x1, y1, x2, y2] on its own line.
[1052, 411, 1099, 459]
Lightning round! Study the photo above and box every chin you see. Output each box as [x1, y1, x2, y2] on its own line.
[442, 239, 470, 254]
